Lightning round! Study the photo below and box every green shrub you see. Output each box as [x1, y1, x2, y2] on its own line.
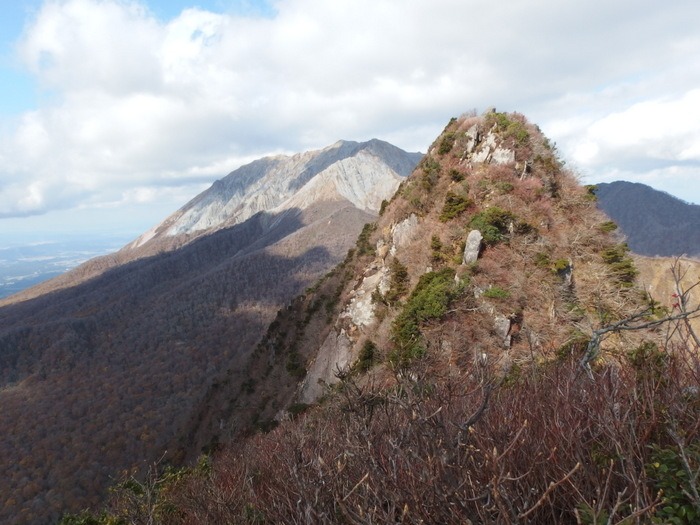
[552, 258, 570, 272]
[379, 199, 389, 216]
[599, 220, 618, 233]
[601, 243, 637, 286]
[439, 192, 472, 222]
[556, 330, 591, 360]
[534, 253, 571, 275]
[437, 132, 457, 155]
[385, 258, 409, 305]
[486, 112, 529, 146]
[355, 340, 378, 372]
[430, 235, 445, 264]
[449, 168, 465, 182]
[286, 350, 306, 379]
[534, 252, 551, 268]
[468, 207, 516, 245]
[584, 185, 598, 201]
[390, 268, 459, 367]
[627, 341, 669, 384]
[482, 286, 510, 299]
[356, 223, 377, 256]
[409, 195, 425, 213]
[420, 157, 442, 190]
[648, 443, 700, 524]
[494, 181, 514, 194]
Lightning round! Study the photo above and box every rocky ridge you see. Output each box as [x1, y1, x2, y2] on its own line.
[129, 139, 421, 249]
[240, 110, 661, 424]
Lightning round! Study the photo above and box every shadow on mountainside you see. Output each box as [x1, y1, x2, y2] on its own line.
[0, 207, 344, 525]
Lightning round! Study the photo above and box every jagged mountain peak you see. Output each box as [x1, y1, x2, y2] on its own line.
[127, 138, 422, 250]
[247, 109, 654, 407]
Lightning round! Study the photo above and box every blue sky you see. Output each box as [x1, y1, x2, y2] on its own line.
[0, 2, 39, 116]
[1, 0, 699, 240]
[0, 1, 275, 116]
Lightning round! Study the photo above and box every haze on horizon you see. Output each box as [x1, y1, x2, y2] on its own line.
[1, 0, 699, 240]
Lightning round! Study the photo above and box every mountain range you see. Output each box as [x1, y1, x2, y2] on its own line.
[2, 112, 699, 524]
[62, 109, 699, 524]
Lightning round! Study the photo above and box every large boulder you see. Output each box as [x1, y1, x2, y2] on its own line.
[463, 230, 483, 264]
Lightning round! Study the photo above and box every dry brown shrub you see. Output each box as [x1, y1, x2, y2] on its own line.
[141, 339, 700, 524]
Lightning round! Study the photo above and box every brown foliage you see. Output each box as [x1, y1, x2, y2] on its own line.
[110, 339, 700, 524]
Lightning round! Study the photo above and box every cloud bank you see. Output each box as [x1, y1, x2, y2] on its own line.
[2, 0, 699, 230]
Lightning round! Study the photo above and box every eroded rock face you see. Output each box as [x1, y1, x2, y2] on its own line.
[342, 266, 390, 327]
[464, 124, 480, 154]
[463, 230, 483, 264]
[472, 133, 497, 163]
[298, 329, 353, 403]
[491, 147, 516, 165]
[390, 214, 419, 256]
[464, 129, 515, 166]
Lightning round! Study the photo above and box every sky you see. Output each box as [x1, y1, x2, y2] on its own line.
[1, 0, 699, 240]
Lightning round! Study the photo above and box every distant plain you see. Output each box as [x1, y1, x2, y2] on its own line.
[0, 234, 132, 299]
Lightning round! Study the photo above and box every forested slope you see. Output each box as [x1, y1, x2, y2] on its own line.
[595, 180, 700, 257]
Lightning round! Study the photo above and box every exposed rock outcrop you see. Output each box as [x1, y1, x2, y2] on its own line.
[342, 265, 390, 328]
[494, 314, 512, 348]
[298, 329, 353, 403]
[390, 214, 419, 256]
[463, 230, 483, 264]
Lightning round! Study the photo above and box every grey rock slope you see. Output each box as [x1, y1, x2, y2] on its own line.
[128, 139, 422, 251]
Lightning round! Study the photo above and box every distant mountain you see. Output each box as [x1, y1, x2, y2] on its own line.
[130, 138, 420, 247]
[594, 181, 700, 257]
[2, 139, 421, 306]
[0, 139, 421, 523]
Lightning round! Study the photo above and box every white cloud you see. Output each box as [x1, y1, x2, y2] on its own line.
[1, 0, 700, 231]
[550, 90, 700, 203]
